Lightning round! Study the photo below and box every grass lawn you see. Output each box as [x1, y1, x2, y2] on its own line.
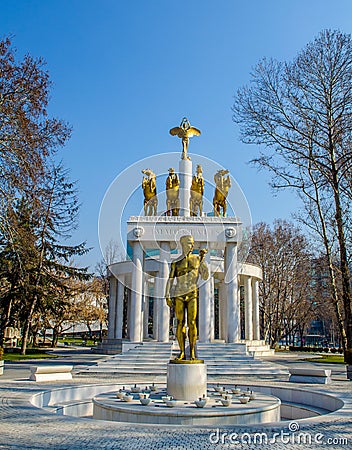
[58, 337, 99, 347]
[304, 354, 345, 364]
[3, 348, 59, 362]
[58, 337, 97, 346]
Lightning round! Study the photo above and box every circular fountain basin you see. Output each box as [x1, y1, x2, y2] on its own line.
[30, 382, 346, 426]
[92, 389, 281, 425]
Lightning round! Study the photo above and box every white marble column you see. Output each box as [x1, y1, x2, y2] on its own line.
[224, 242, 239, 343]
[218, 282, 227, 341]
[157, 242, 170, 342]
[143, 279, 149, 340]
[209, 276, 215, 341]
[244, 276, 253, 341]
[252, 278, 260, 340]
[198, 244, 211, 342]
[115, 276, 124, 339]
[179, 159, 192, 217]
[129, 241, 144, 342]
[108, 276, 117, 339]
[153, 282, 159, 341]
[126, 288, 131, 339]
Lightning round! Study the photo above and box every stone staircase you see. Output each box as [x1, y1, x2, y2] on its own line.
[241, 340, 275, 357]
[196, 343, 286, 377]
[78, 342, 173, 376]
[78, 341, 287, 378]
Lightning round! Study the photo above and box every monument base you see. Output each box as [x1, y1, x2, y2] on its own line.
[167, 362, 207, 401]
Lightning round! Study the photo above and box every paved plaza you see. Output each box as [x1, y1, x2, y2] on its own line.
[0, 349, 351, 449]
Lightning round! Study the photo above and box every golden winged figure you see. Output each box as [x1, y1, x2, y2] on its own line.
[169, 117, 201, 160]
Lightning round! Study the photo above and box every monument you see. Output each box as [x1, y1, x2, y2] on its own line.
[165, 233, 209, 400]
[103, 117, 263, 362]
[87, 117, 285, 425]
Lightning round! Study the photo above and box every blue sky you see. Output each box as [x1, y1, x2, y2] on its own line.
[2, 0, 352, 268]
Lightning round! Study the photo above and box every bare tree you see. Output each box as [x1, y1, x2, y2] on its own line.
[95, 240, 121, 340]
[247, 221, 314, 348]
[233, 29, 352, 358]
[72, 278, 107, 340]
[294, 177, 347, 349]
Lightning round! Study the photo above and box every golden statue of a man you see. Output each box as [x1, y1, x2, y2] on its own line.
[165, 235, 209, 361]
[190, 164, 204, 216]
[169, 117, 201, 160]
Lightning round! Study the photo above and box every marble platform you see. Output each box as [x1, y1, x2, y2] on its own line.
[92, 389, 281, 425]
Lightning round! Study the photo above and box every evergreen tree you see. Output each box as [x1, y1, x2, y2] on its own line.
[0, 38, 90, 353]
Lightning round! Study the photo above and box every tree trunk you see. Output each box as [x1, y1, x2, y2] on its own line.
[329, 148, 352, 353]
[86, 322, 92, 335]
[51, 327, 59, 348]
[21, 296, 38, 355]
[21, 317, 31, 355]
[333, 197, 352, 349]
[32, 328, 38, 347]
[306, 162, 348, 351]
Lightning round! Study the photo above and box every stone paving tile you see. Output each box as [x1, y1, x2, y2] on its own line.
[0, 361, 351, 449]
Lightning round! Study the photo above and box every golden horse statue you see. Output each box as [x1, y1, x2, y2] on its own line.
[169, 117, 201, 160]
[190, 164, 204, 216]
[213, 169, 231, 217]
[166, 168, 180, 216]
[142, 169, 158, 216]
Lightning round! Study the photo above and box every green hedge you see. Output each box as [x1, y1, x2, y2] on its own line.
[289, 345, 343, 353]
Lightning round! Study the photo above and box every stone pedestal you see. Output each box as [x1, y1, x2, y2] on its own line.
[167, 363, 207, 401]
